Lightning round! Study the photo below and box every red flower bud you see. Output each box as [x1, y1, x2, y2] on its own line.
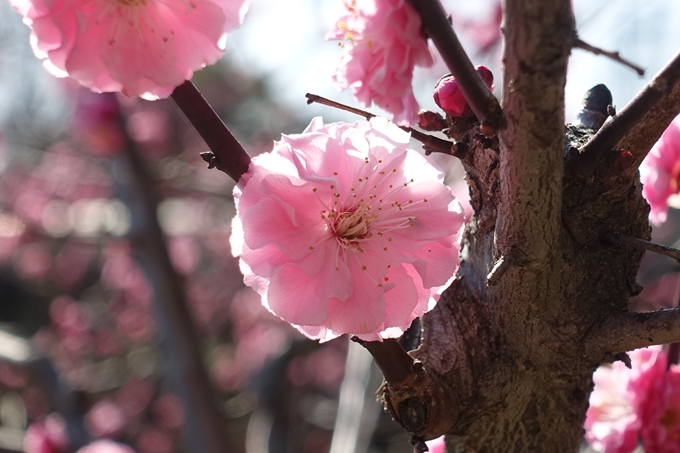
[433, 66, 494, 118]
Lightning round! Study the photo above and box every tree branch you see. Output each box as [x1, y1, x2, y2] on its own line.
[407, 0, 502, 132]
[573, 37, 645, 76]
[171, 81, 251, 183]
[607, 234, 680, 263]
[305, 93, 465, 157]
[496, 0, 573, 263]
[578, 49, 680, 168]
[586, 309, 680, 358]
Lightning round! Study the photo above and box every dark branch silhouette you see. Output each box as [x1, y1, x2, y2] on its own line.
[573, 36, 645, 76]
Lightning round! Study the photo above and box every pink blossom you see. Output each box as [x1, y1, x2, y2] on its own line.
[24, 414, 69, 453]
[11, 0, 248, 99]
[231, 117, 464, 342]
[433, 66, 494, 118]
[585, 346, 680, 453]
[327, 0, 434, 126]
[76, 440, 136, 453]
[640, 120, 680, 225]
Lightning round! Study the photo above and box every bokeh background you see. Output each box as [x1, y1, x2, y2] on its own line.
[0, 1, 679, 453]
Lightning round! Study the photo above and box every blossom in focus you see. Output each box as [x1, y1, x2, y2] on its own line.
[433, 66, 494, 118]
[640, 120, 680, 225]
[11, 0, 248, 99]
[327, 0, 434, 126]
[231, 117, 465, 342]
[585, 345, 680, 453]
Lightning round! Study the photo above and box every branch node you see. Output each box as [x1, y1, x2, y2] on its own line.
[200, 152, 218, 169]
[487, 254, 513, 286]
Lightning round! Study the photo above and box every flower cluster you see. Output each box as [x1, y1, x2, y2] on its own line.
[327, 0, 434, 126]
[11, 0, 248, 99]
[640, 120, 680, 225]
[585, 346, 680, 453]
[433, 66, 494, 118]
[231, 117, 465, 342]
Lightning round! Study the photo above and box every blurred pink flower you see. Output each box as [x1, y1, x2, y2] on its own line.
[25, 414, 68, 453]
[231, 117, 464, 342]
[77, 440, 136, 453]
[327, 0, 433, 126]
[640, 120, 680, 225]
[85, 400, 125, 438]
[586, 346, 680, 453]
[433, 66, 494, 118]
[11, 0, 248, 99]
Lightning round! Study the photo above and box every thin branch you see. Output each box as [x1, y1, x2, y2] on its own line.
[607, 234, 680, 263]
[406, 0, 502, 132]
[486, 254, 513, 287]
[170, 81, 251, 183]
[573, 37, 645, 76]
[306, 93, 465, 157]
[578, 49, 680, 167]
[586, 308, 680, 358]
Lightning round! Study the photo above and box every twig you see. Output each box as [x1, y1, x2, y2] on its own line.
[573, 37, 645, 76]
[579, 50, 680, 166]
[306, 93, 464, 157]
[586, 308, 680, 358]
[607, 234, 680, 263]
[351, 337, 415, 386]
[170, 81, 251, 183]
[486, 254, 513, 286]
[406, 0, 502, 132]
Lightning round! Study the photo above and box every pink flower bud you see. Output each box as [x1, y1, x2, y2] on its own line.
[433, 66, 494, 118]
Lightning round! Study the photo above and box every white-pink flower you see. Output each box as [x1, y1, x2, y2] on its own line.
[640, 120, 680, 225]
[327, 0, 434, 126]
[585, 346, 680, 453]
[11, 0, 248, 99]
[230, 117, 464, 342]
[76, 440, 136, 453]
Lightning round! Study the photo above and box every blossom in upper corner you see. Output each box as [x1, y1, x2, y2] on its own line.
[11, 0, 248, 99]
[433, 66, 494, 118]
[230, 117, 465, 342]
[327, 0, 434, 126]
[640, 120, 680, 225]
[585, 345, 680, 453]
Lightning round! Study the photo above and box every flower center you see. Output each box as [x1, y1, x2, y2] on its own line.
[328, 203, 374, 250]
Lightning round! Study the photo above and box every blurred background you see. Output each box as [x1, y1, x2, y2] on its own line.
[0, 1, 679, 453]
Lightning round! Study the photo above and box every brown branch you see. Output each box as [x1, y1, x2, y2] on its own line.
[573, 37, 645, 76]
[406, 0, 502, 132]
[116, 97, 231, 453]
[607, 234, 680, 263]
[496, 0, 573, 264]
[351, 337, 415, 386]
[170, 81, 251, 183]
[586, 308, 680, 358]
[579, 49, 680, 168]
[305, 93, 464, 157]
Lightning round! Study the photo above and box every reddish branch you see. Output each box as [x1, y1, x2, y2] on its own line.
[171, 81, 251, 182]
[305, 93, 465, 157]
[407, 0, 502, 132]
[573, 36, 645, 76]
[351, 337, 416, 385]
[579, 49, 680, 167]
[608, 234, 680, 262]
[586, 309, 680, 358]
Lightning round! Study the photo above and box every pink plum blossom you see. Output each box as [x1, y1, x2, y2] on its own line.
[433, 66, 494, 118]
[327, 0, 434, 126]
[11, 0, 248, 99]
[585, 345, 680, 453]
[231, 117, 465, 342]
[425, 435, 446, 453]
[640, 120, 680, 225]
